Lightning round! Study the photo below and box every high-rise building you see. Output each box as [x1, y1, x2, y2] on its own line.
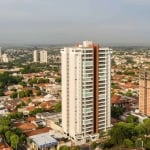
[0, 47, 2, 57]
[61, 41, 111, 141]
[33, 50, 38, 62]
[1, 54, 9, 63]
[0, 47, 2, 62]
[40, 50, 47, 63]
[139, 71, 150, 116]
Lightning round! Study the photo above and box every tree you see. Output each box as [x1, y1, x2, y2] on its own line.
[0, 89, 4, 96]
[99, 130, 105, 138]
[59, 145, 71, 150]
[0, 117, 11, 126]
[143, 119, 150, 135]
[111, 106, 125, 119]
[19, 81, 27, 87]
[36, 90, 41, 96]
[19, 134, 26, 145]
[110, 122, 135, 145]
[0, 81, 4, 88]
[38, 78, 49, 84]
[134, 124, 146, 136]
[19, 91, 25, 98]
[71, 146, 81, 150]
[90, 141, 97, 150]
[24, 89, 32, 97]
[10, 134, 19, 149]
[0, 125, 9, 134]
[123, 139, 134, 148]
[17, 112, 23, 119]
[126, 115, 138, 124]
[28, 78, 37, 86]
[125, 91, 132, 97]
[29, 108, 44, 116]
[144, 137, 150, 150]
[21, 65, 40, 74]
[111, 83, 119, 89]
[5, 131, 13, 144]
[55, 77, 61, 83]
[110, 124, 125, 145]
[0, 72, 22, 86]
[101, 139, 113, 149]
[10, 92, 18, 99]
[54, 101, 61, 112]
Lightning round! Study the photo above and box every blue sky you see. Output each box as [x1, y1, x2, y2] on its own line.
[0, 0, 150, 45]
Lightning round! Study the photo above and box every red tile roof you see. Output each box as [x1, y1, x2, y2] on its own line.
[27, 116, 36, 122]
[0, 143, 12, 150]
[40, 102, 53, 110]
[16, 123, 36, 132]
[25, 127, 51, 137]
[111, 95, 121, 104]
[27, 106, 35, 112]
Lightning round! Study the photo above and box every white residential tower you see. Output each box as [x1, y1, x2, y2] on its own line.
[33, 50, 38, 62]
[61, 41, 111, 141]
[40, 50, 47, 63]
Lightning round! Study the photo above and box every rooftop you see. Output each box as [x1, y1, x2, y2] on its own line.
[29, 132, 58, 149]
[111, 95, 121, 104]
[16, 122, 36, 132]
[25, 127, 51, 137]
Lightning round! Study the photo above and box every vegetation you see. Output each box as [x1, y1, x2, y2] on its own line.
[0, 113, 26, 149]
[55, 77, 61, 83]
[90, 141, 98, 150]
[59, 145, 81, 150]
[126, 115, 138, 123]
[100, 118, 150, 149]
[20, 63, 51, 74]
[111, 105, 125, 119]
[28, 77, 49, 86]
[111, 83, 119, 89]
[54, 101, 61, 112]
[10, 92, 18, 99]
[18, 89, 33, 98]
[21, 64, 40, 74]
[0, 72, 22, 87]
[29, 108, 45, 116]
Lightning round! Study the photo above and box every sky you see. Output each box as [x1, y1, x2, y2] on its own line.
[0, 0, 150, 46]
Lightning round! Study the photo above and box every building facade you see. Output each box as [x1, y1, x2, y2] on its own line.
[139, 71, 150, 116]
[1, 54, 9, 63]
[0, 47, 2, 58]
[40, 50, 47, 63]
[61, 41, 111, 141]
[33, 50, 38, 62]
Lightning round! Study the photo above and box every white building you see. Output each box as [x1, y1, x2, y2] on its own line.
[40, 50, 47, 63]
[33, 50, 38, 62]
[0, 47, 2, 57]
[1, 54, 9, 63]
[61, 41, 111, 142]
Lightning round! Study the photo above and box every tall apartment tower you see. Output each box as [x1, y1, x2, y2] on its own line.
[40, 50, 47, 63]
[61, 41, 111, 141]
[33, 50, 38, 62]
[0, 47, 2, 57]
[139, 71, 150, 116]
[0, 47, 2, 62]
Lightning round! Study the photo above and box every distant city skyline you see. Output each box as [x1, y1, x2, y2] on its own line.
[0, 0, 150, 46]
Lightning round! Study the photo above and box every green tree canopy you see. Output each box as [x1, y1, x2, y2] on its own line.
[10, 92, 18, 99]
[111, 106, 125, 119]
[10, 134, 19, 149]
[54, 101, 61, 112]
[126, 115, 139, 124]
[123, 139, 134, 148]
